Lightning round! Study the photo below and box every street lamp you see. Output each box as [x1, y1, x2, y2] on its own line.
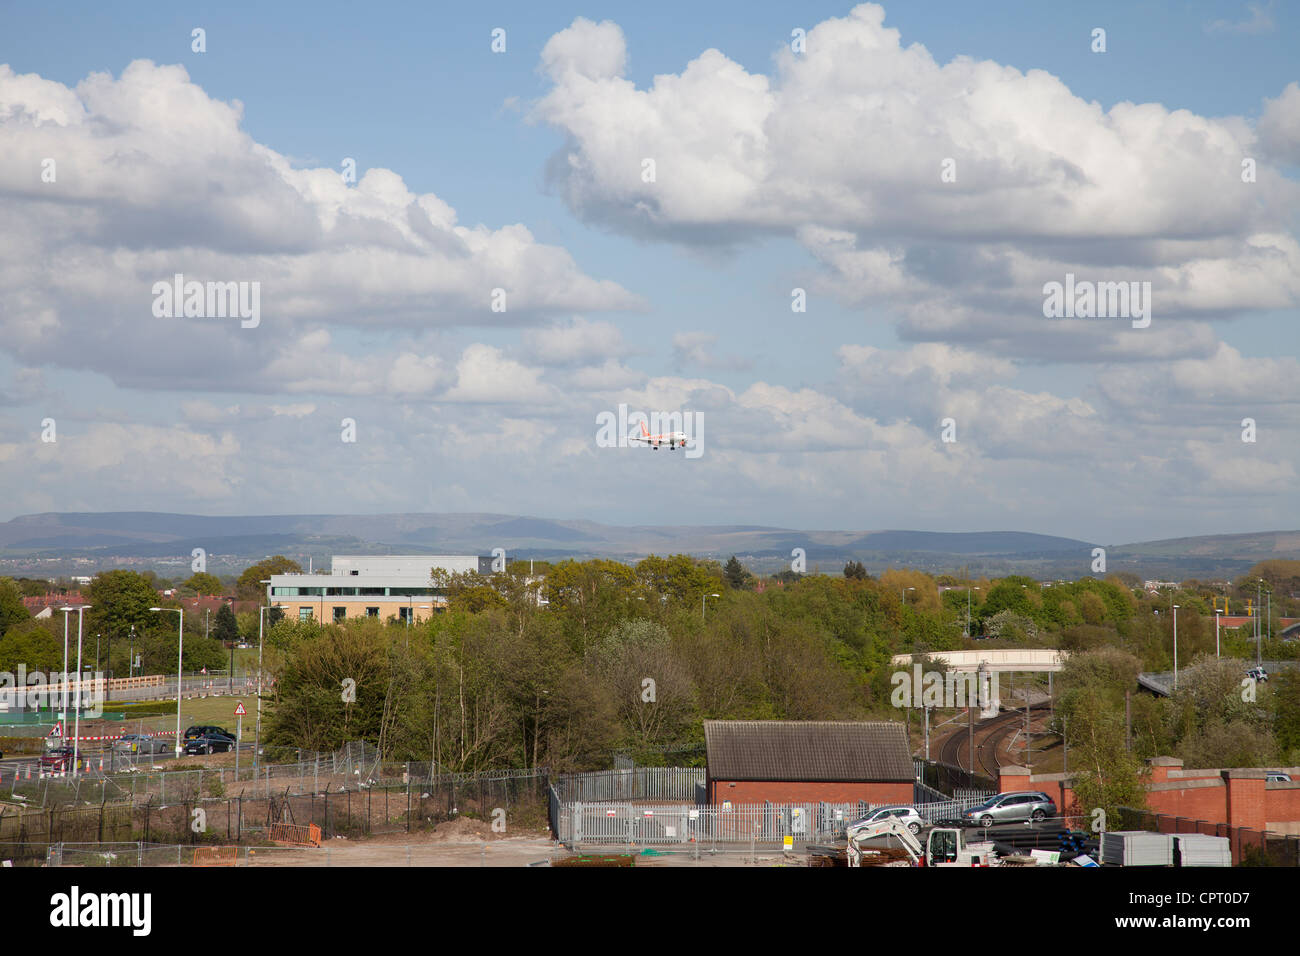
[1215, 609, 1222, 659]
[1257, 579, 1264, 668]
[149, 607, 184, 757]
[902, 587, 915, 606]
[54, 605, 91, 775]
[1172, 604, 1179, 691]
[254, 598, 287, 771]
[58, 607, 73, 720]
[966, 587, 980, 638]
[405, 596, 431, 628]
[702, 593, 720, 619]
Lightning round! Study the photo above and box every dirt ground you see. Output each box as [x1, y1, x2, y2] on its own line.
[242, 817, 805, 866]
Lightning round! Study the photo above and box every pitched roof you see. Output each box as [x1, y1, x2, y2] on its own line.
[704, 720, 913, 782]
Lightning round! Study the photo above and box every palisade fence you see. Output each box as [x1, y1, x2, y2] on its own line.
[552, 767, 705, 802]
[547, 767, 997, 848]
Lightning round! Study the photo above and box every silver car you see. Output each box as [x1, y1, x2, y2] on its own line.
[851, 805, 925, 835]
[112, 734, 169, 755]
[962, 791, 1057, 827]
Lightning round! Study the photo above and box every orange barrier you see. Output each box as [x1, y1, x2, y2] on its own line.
[192, 846, 239, 867]
[268, 823, 322, 848]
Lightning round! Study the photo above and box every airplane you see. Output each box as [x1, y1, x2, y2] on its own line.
[630, 420, 688, 450]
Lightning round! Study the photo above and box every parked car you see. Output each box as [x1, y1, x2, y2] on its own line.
[183, 733, 236, 755]
[850, 805, 925, 835]
[184, 724, 233, 741]
[1246, 666, 1269, 683]
[1266, 772, 1292, 783]
[39, 747, 77, 772]
[112, 734, 169, 755]
[962, 791, 1057, 827]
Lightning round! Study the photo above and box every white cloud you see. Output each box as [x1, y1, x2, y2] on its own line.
[0, 60, 641, 393]
[521, 317, 626, 366]
[443, 344, 557, 404]
[1259, 81, 1300, 164]
[533, 6, 1300, 361]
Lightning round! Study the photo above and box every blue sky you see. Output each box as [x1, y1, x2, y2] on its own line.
[0, 1, 1297, 544]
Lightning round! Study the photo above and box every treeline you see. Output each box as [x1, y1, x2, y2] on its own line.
[1055, 647, 1300, 819]
[257, 556, 1297, 770]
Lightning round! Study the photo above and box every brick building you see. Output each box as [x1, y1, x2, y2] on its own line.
[704, 720, 914, 805]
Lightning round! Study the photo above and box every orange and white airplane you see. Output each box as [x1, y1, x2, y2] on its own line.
[630, 420, 688, 450]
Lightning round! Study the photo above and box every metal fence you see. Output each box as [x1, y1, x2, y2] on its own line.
[556, 801, 868, 846]
[28, 839, 559, 868]
[553, 767, 705, 803]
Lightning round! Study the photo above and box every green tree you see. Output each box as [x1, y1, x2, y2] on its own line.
[0, 578, 31, 634]
[86, 571, 161, 640]
[236, 556, 302, 601]
[1066, 692, 1148, 820]
[724, 556, 752, 590]
[0, 618, 62, 672]
[183, 572, 223, 596]
[212, 604, 240, 645]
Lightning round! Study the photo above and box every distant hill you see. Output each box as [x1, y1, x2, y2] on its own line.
[0, 511, 1293, 580]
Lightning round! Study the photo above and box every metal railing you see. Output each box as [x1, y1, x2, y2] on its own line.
[556, 800, 871, 847]
[553, 767, 704, 803]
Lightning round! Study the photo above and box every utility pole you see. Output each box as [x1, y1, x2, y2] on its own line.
[1257, 580, 1263, 668]
[968, 705, 974, 781]
[1125, 691, 1132, 752]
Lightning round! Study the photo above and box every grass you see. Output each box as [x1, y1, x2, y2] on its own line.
[84, 695, 257, 737]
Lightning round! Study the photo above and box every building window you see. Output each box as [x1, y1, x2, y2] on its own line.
[399, 607, 412, 623]
[366, 607, 379, 618]
[333, 607, 346, 622]
[299, 607, 313, 621]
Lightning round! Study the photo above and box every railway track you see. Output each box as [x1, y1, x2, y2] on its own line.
[938, 704, 1051, 779]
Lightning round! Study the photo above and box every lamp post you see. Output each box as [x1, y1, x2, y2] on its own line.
[1257, 579, 1264, 668]
[59, 607, 73, 721]
[255, 600, 278, 771]
[149, 607, 184, 757]
[1172, 604, 1179, 691]
[1215, 609, 1222, 659]
[702, 593, 720, 620]
[72, 605, 91, 776]
[902, 587, 915, 607]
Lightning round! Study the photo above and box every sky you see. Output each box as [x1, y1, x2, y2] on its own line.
[0, 0, 1297, 544]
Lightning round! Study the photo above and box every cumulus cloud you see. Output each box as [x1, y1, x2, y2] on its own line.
[1259, 82, 1300, 164]
[0, 60, 640, 395]
[533, 5, 1300, 361]
[521, 316, 627, 366]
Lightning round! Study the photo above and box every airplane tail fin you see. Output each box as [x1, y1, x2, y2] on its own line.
[640, 420, 650, 437]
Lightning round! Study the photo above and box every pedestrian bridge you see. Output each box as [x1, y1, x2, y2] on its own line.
[890, 649, 1067, 673]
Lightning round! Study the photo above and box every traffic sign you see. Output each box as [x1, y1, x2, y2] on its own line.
[48, 722, 63, 738]
[233, 702, 247, 716]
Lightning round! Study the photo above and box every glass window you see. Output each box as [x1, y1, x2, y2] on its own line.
[333, 607, 346, 622]
[366, 607, 379, 618]
[399, 607, 412, 622]
[930, 830, 957, 863]
[298, 607, 313, 621]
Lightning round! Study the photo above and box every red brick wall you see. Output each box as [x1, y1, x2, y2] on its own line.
[708, 780, 912, 805]
[1265, 785, 1300, 826]
[1146, 784, 1228, 823]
